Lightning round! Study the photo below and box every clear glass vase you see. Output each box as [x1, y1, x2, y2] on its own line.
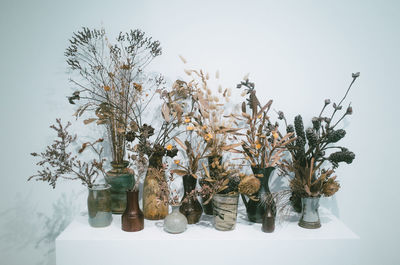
[298, 197, 321, 229]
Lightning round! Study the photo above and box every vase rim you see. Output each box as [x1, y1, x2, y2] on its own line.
[214, 192, 239, 198]
[110, 160, 129, 167]
[88, 183, 111, 191]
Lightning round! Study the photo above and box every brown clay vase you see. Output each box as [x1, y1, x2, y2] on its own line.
[122, 189, 144, 232]
[261, 202, 275, 233]
[179, 175, 202, 224]
[142, 155, 168, 220]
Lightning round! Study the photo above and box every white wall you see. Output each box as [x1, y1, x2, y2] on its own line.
[0, 0, 399, 264]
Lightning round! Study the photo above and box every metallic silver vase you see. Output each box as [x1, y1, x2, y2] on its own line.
[298, 197, 321, 229]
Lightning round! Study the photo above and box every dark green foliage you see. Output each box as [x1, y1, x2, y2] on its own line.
[329, 149, 355, 167]
[306, 128, 318, 148]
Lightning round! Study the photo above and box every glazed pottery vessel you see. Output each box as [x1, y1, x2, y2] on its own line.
[242, 167, 276, 223]
[298, 197, 321, 229]
[143, 156, 168, 220]
[122, 189, 144, 232]
[87, 184, 112, 228]
[105, 161, 135, 214]
[164, 205, 188, 234]
[180, 175, 202, 224]
[212, 193, 239, 231]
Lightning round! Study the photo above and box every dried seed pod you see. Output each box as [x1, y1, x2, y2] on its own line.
[328, 149, 355, 166]
[322, 179, 340, 197]
[238, 175, 260, 196]
[327, 129, 346, 143]
[312, 117, 321, 131]
[294, 115, 305, 140]
[306, 128, 318, 148]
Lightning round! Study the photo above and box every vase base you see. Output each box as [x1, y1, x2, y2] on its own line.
[298, 219, 321, 229]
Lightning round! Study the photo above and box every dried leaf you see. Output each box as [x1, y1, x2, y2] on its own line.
[170, 169, 187, 176]
[162, 103, 170, 122]
[83, 118, 96, 125]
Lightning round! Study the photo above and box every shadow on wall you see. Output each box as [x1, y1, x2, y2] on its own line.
[0, 191, 84, 265]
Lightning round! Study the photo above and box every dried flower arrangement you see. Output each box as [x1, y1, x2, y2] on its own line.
[65, 27, 162, 162]
[29, 119, 106, 188]
[279, 73, 359, 211]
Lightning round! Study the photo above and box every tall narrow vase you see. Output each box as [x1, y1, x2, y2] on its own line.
[143, 156, 168, 220]
[212, 193, 239, 231]
[122, 189, 144, 232]
[180, 175, 203, 224]
[105, 161, 135, 214]
[242, 167, 276, 223]
[87, 184, 112, 228]
[299, 197, 321, 229]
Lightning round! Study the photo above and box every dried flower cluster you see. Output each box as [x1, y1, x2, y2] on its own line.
[29, 119, 106, 188]
[279, 73, 359, 208]
[235, 78, 296, 168]
[66, 27, 164, 165]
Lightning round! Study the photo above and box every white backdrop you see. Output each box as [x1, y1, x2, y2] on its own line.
[0, 0, 399, 264]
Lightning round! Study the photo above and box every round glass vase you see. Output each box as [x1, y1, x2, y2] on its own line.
[179, 175, 203, 224]
[87, 184, 113, 228]
[105, 161, 135, 214]
[164, 205, 188, 234]
[212, 193, 239, 231]
[298, 197, 321, 229]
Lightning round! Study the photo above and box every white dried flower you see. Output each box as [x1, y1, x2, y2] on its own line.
[227, 88, 232, 97]
[241, 91, 246, 97]
[179, 55, 187, 64]
[243, 73, 250, 81]
[218, 85, 222, 93]
[184, 69, 192, 76]
[216, 70, 220, 79]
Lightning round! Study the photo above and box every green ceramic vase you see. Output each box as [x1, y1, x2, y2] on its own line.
[87, 184, 112, 227]
[105, 161, 135, 214]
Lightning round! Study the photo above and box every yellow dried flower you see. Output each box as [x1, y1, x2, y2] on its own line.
[174, 160, 180, 165]
[133, 83, 142, 92]
[186, 126, 194, 131]
[166, 144, 173, 151]
[273, 132, 279, 139]
[104, 85, 111, 92]
[256, 143, 261, 149]
[184, 117, 191, 123]
[204, 133, 213, 141]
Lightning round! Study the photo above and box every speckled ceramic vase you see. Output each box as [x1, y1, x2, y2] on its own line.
[299, 197, 321, 229]
[87, 184, 112, 228]
[212, 193, 239, 231]
[164, 205, 188, 234]
[105, 161, 135, 214]
[143, 156, 168, 220]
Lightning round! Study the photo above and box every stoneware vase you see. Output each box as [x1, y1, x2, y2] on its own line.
[180, 175, 203, 224]
[143, 156, 168, 220]
[242, 167, 276, 223]
[261, 199, 276, 233]
[164, 205, 188, 234]
[87, 184, 112, 228]
[122, 189, 144, 232]
[105, 161, 135, 214]
[212, 193, 239, 231]
[298, 197, 321, 229]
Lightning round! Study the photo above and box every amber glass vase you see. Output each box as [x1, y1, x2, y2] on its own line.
[142, 156, 168, 220]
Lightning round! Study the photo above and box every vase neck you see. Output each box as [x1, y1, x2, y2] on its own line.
[251, 167, 274, 194]
[183, 175, 197, 195]
[126, 190, 140, 210]
[149, 155, 163, 169]
[171, 205, 180, 212]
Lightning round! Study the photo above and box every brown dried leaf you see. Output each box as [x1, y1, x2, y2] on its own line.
[83, 118, 97, 125]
